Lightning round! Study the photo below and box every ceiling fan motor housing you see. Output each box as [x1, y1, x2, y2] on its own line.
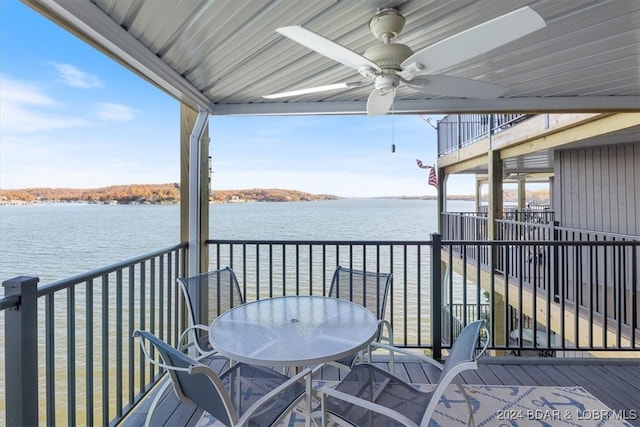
[364, 43, 413, 70]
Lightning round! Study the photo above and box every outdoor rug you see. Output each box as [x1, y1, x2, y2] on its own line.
[197, 382, 635, 426]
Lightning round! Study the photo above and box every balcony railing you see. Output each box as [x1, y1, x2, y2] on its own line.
[437, 113, 534, 156]
[442, 211, 639, 355]
[2, 235, 638, 425]
[206, 239, 436, 348]
[1, 244, 187, 426]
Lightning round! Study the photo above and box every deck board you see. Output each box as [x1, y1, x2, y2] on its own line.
[484, 363, 522, 384]
[118, 357, 640, 427]
[569, 364, 640, 415]
[518, 364, 560, 386]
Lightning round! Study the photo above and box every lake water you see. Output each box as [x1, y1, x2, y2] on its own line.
[0, 198, 476, 423]
[0, 199, 474, 285]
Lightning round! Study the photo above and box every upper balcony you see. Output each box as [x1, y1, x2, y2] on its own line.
[435, 113, 640, 187]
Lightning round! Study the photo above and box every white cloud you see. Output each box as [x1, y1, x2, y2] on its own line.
[0, 74, 89, 133]
[51, 63, 103, 88]
[95, 102, 136, 121]
[0, 74, 55, 106]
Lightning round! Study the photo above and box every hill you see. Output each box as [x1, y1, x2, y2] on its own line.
[210, 188, 339, 203]
[0, 184, 339, 204]
[0, 184, 549, 205]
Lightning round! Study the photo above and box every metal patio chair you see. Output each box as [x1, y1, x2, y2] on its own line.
[327, 266, 393, 371]
[316, 319, 489, 427]
[177, 266, 244, 356]
[138, 267, 245, 426]
[134, 329, 312, 427]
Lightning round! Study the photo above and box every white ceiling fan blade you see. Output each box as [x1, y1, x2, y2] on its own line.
[277, 26, 382, 73]
[367, 88, 396, 117]
[263, 81, 368, 99]
[401, 6, 546, 74]
[406, 75, 509, 99]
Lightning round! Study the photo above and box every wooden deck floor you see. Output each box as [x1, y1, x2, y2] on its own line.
[119, 356, 640, 427]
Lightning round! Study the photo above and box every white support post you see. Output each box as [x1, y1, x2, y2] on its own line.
[188, 110, 209, 277]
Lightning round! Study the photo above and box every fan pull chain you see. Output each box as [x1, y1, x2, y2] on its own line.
[391, 102, 396, 153]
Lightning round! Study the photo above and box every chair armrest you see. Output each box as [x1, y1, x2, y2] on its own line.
[178, 324, 210, 343]
[134, 329, 190, 372]
[237, 367, 312, 427]
[478, 326, 491, 358]
[369, 342, 443, 369]
[378, 319, 393, 343]
[319, 385, 418, 427]
[178, 324, 217, 358]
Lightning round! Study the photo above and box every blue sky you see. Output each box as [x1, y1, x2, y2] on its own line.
[0, 1, 474, 198]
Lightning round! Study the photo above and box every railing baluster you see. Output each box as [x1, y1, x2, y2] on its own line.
[416, 244, 422, 347]
[102, 273, 109, 426]
[46, 291, 56, 426]
[308, 244, 313, 296]
[140, 262, 147, 390]
[403, 244, 408, 347]
[68, 284, 76, 426]
[128, 265, 135, 404]
[116, 269, 123, 418]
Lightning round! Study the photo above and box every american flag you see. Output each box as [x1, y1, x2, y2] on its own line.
[416, 159, 438, 188]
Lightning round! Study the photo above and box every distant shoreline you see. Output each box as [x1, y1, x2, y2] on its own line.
[2, 184, 550, 205]
[0, 196, 476, 206]
[0, 184, 476, 205]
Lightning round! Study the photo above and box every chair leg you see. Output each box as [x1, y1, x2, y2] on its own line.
[305, 373, 312, 427]
[456, 383, 475, 427]
[144, 378, 171, 427]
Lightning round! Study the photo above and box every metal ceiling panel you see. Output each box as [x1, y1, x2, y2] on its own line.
[22, 0, 640, 115]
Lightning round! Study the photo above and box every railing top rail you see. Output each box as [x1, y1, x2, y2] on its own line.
[442, 211, 488, 215]
[37, 242, 187, 297]
[207, 238, 639, 247]
[206, 239, 436, 245]
[0, 294, 20, 310]
[442, 239, 640, 247]
[554, 226, 640, 241]
[495, 218, 553, 224]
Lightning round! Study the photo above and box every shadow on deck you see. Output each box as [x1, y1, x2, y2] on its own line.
[119, 356, 640, 427]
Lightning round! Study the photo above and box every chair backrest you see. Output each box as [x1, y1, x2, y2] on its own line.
[328, 266, 392, 322]
[134, 329, 237, 426]
[439, 319, 485, 378]
[420, 319, 487, 427]
[177, 266, 244, 329]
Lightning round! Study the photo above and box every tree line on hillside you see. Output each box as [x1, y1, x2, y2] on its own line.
[0, 184, 181, 204]
[0, 185, 339, 204]
[0, 185, 549, 205]
[210, 188, 339, 203]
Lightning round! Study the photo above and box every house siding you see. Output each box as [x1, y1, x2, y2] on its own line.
[555, 142, 640, 236]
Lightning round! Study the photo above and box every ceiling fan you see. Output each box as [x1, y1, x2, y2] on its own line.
[264, 6, 546, 116]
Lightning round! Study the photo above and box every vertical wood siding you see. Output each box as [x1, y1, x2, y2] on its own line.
[555, 142, 639, 236]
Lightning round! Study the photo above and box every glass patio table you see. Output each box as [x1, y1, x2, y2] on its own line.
[208, 295, 379, 367]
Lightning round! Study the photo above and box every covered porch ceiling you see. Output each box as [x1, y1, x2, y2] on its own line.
[23, 0, 640, 117]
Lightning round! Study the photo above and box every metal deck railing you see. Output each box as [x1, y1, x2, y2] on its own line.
[1, 243, 187, 426]
[436, 113, 534, 156]
[2, 233, 638, 425]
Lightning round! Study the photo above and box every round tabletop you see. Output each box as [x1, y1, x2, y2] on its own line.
[209, 295, 379, 367]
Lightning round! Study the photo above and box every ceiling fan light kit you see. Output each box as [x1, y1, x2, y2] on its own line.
[265, 6, 546, 117]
